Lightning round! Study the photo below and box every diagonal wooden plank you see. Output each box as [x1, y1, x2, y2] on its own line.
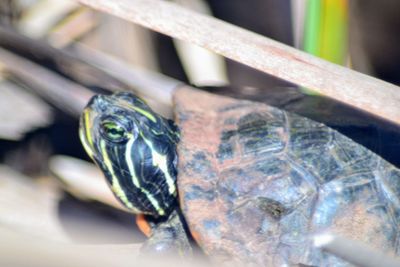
[77, 0, 400, 125]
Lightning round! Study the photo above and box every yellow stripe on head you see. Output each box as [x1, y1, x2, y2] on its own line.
[124, 136, 166, 216]
[141, 135, 176, 195]
[84, 110, 94, 147]
[79, 110, 94, 159]
[79, 127, 94, 159]
[144, 191, 165, 216]
[125, 137, 141, 188]
[101, 139, 165, 216]
[131, 106, 157, 123]
[100, 140, 136, 211]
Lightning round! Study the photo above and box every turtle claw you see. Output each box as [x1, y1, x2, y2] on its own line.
[140, 210, 192, 258]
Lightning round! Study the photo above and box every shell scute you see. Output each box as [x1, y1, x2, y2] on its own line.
[174, 88, 400, 266]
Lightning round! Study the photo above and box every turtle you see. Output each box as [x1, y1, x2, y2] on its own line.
[79, 86, 400, 266]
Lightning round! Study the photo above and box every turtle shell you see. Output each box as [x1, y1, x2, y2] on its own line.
[174, 87, 400, 266]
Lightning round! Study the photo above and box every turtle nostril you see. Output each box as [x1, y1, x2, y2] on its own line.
[87, 94, 110, 112]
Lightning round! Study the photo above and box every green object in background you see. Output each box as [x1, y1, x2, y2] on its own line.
[304, 0, 323, 56]
[304, 0, 348, 65]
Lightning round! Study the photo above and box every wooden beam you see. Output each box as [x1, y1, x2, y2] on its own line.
[77, 0, 400, 125]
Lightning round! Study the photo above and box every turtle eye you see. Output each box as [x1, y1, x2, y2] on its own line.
[100, 120, 128, 143]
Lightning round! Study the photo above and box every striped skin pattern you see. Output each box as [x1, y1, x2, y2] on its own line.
[79, 92, 180, 217]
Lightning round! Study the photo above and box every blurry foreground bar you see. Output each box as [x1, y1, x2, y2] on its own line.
[314, 234, 400, 267]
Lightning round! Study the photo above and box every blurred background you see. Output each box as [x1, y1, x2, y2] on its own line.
[0, 0, 399, 265]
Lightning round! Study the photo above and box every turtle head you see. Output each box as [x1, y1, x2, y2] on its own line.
[79, 92, 180, 217]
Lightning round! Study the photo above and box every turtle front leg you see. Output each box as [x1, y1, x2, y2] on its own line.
[140, 209, 192, 258]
